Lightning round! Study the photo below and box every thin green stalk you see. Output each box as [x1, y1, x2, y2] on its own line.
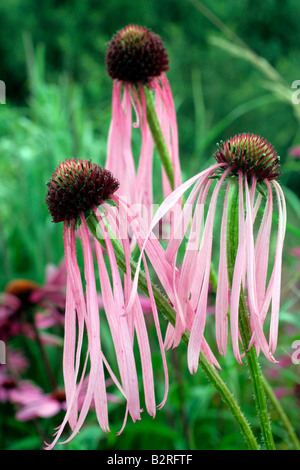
[86, 211, 259, 450]
[143, 85, 175, 190]
[31, 320, 58, 392]
[226, 181, 276, 450]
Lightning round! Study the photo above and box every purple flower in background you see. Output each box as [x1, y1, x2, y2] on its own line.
[0, 261, 66, 342]
[44, 158, 169, 449]
[291, 247, 300, 258]
[9, 381, 65, 421]
[288, 145, 300, 158]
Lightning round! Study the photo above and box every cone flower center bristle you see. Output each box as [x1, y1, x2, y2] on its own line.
[46, 159, 119, 223]
[118, 25, 147, 48]
[213, 133, 281, 181]
[105, 24, 169, 84]
[5, 279, 39, 300]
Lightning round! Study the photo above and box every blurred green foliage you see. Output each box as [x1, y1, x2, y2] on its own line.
[0, 0, 300, 451]
[2, 0, 300, 158]
[1, 0, 300, 284]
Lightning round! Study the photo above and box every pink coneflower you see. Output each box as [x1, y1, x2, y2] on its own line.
[105, 25, 181, 222]
[140, 133, 286, 371]
[9, 381, 66, 422]
[44, 158, 169, 449]
[291, 246, 300, 258]
[9, 379, 120, 423]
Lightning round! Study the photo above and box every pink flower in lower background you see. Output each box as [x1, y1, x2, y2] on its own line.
[29, 261, 67, 318]
[44, 158, 170, 449]
[9, 381, 65, 421]
[288, 145, 300, 158]
[264, 353, 300, 406]
[140, 133, 286, 370]
[0, 349, 29, 402]
[0, 351, 120, 425]
[105, 25, 181, 221]
[291, 247, 300, 258]
[0, 280, 39, 341]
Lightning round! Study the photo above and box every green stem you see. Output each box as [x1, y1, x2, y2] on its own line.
[143, 85, 175, 190]
[226, 181, 276, 450]
[31, 320, 58, 392]
[86, 211, 259, 450]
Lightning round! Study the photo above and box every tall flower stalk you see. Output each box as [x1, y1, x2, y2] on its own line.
[105, 25, 181, 224]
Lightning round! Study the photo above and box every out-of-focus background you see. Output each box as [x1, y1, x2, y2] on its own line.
[0, 0, 299, 450]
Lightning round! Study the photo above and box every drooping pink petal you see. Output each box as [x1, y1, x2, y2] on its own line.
[126, 163, 227, 315]
[170, 176, 214, 348]
[155, 74, 181, 196]
[106, 81, 137, 206]
[268, 181, 286, 354]
[141, 251, 169, 410]
[46, 221, 92, 449]
[244, 178, 275, 362]
[255, 180, 273, 312]
[188, 178, 214, 311]
[62, 262, 77, 430]
[257, 184, 285, 332]
[109, 200, 169, 409]
[187, 168, 231, 373]
[154, 74, 182, 238]
[53, 215, 111, 449]
[118, 206, 156, 417]
[187, 265, 211, 374]
[252, 192, 262, 223]
[230, 172, 246, 364]
[62, 220, 85, 431]
[93, 238, 132, 432]
[72, 215, 109, 434]
[165, 178, 204, 345]
[94, 208, 141, 423]
[134, 83, 154, 221]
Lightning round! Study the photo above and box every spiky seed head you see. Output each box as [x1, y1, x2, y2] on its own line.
[46, 159, 119, 223]
[105, 24, 169, 84]
[213, 133, 281, 181]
